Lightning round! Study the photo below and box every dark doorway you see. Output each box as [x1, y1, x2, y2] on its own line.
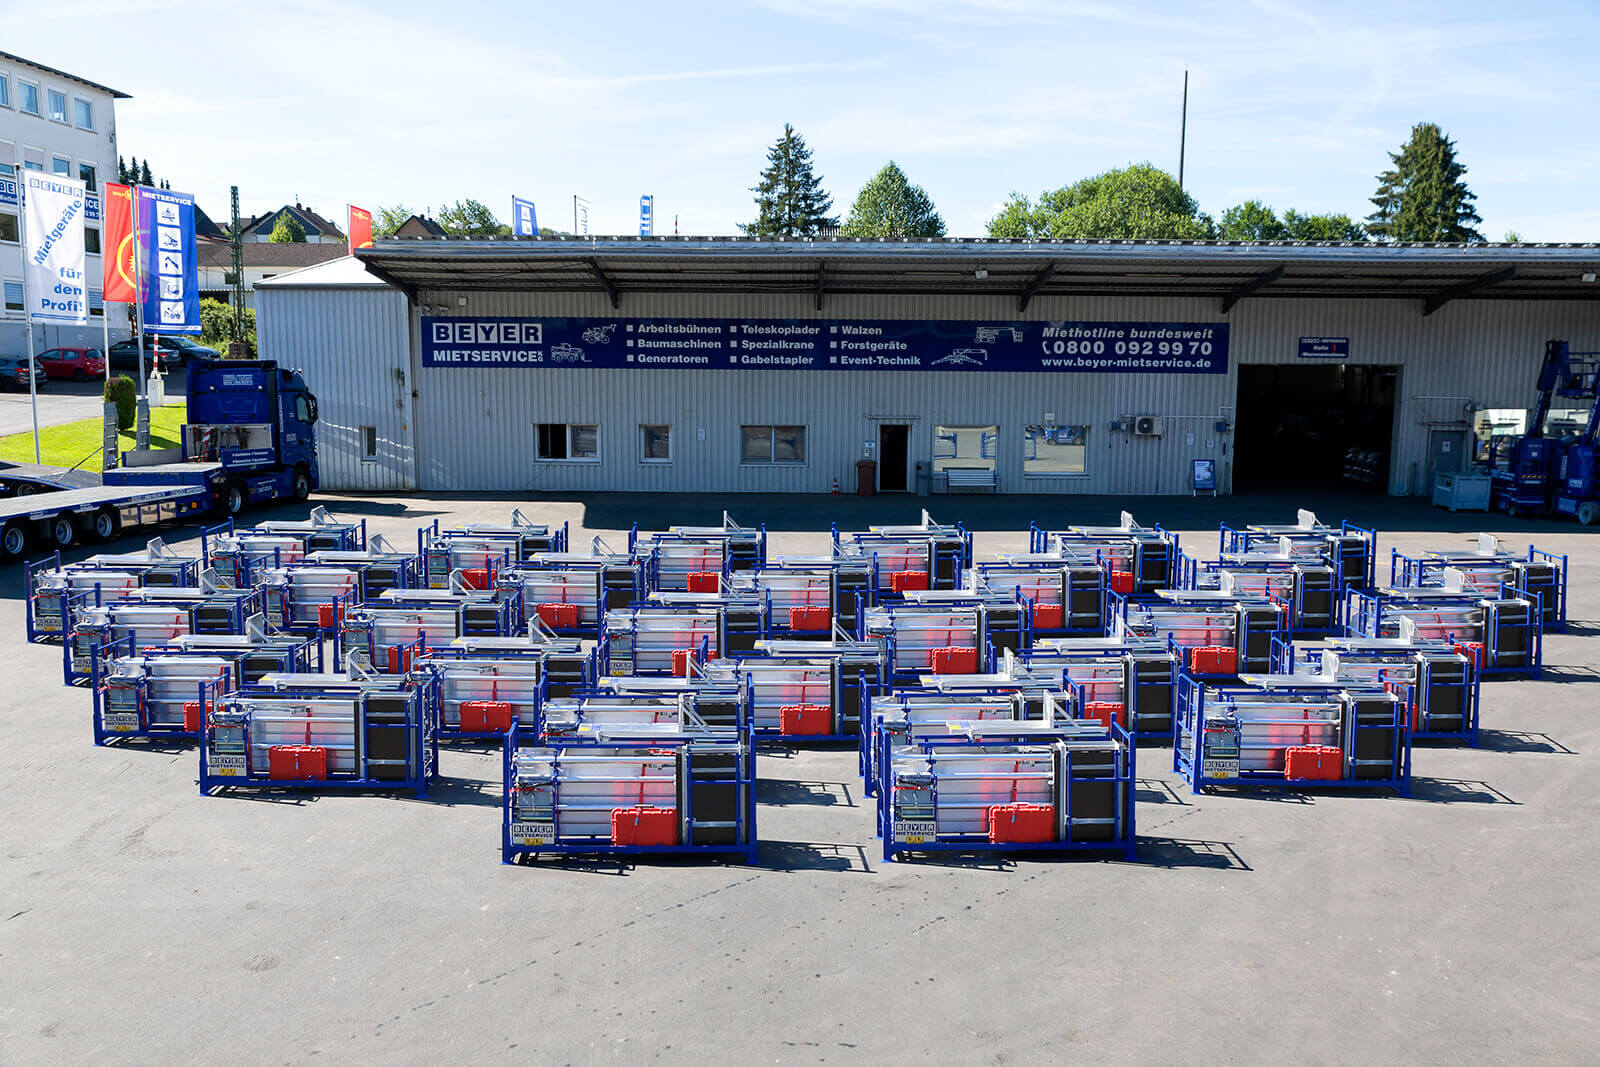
[878, 424, 910, 492]
[1234, 364, 1398, 492]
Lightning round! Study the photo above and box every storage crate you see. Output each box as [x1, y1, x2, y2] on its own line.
[686, 572, 720, 593]
[1110, 570, 1135, 595]
[1032, 603, 1063, 630]
[1083, 701, 1125, 729]
[460, 699, 513, 733]
[931, 646, 979, 674]
[788, 606, 831, 632]
[889, 570, 929, 593]
[1188, 646, 1237, 675]
[268, 744, 328, 780]
[779, 703, 831, 736]
[1284, 745, 1343, 780]
[536, 602, 580, 630]
[987, 803, 1056, 844]
[611, 806, 678, 847]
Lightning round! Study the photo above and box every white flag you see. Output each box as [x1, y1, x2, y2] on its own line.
[23, 172, 88, 324]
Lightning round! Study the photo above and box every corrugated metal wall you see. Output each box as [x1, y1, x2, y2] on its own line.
[259, 281, 1600, 495]
[257, 286, 416, 491]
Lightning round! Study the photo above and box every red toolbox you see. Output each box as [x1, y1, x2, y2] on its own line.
[611, 806, 678, 847]
[268, 744, 328, 781]
[459, 699, 513, 733]
[1083, 701, 1125, 729]
[317, 602, 343, 630]
[670, 649, 717, 676]
[1109, 570, 1135, 595]
[460, 567, 490, 590]
[788, 605, 831, 632]
[1032, 603, 1064, 630]
[987, 803, 1057, 844]
[387, 645, 414, 673]
[182, 701, 208, 733]
[779, 703, 831, 735]
[686, 571, 720, 593]
[1452, 641, 1485, 669]
[1188, 646, 1238, 675]
[889, 570, 929, 593]
[536, 602, 580, 630]
[1284, 745, 1344, 781]
[931, 646, 979, 675]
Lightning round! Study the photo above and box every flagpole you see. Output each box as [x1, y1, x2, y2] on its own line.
[16, 171, 40, 464]
[132, 184, 146, 400]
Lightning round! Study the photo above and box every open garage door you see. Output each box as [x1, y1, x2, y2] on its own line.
[1234, 364, 1398, 493]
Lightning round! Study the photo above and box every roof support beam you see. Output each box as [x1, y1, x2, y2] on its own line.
[355, 256, 419, 304]
[586, 258, 620, 308]
[815, 261, 827, 310]
[1422, 266, 1516, 316]
[1017, 263, 1056, 312]
[1220, 265, 1284, 314]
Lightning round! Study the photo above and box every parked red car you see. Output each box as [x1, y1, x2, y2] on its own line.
[35, 347, 107, 382]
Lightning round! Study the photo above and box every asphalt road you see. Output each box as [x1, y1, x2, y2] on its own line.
[0, 366, 186, 438]
[1, 491, 1596, 1062]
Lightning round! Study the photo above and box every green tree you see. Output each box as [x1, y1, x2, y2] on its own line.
[437, 198, 510, 237]
[117, 155, 127, 183]
[1281, 210, 1366, 242]
[198, 298, 256, 354]
[740, 123, 838, 237]
[1218, 200, 1287, 241]
[840, 161, 945, 238]
[269, 211, 306, 243]
[1365, 123, 1483, 242]
[104, 376, 136, 431]
[1503, 230, 1524, 243]
[986, 164, 1214, 240]
[139, 160, 154, 186]
[374, 204, 411, 238]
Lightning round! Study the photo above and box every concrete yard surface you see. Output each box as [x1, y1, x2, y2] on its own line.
[1, 490, 1597, 1062]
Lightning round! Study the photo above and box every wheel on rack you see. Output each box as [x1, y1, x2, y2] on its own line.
[49, 512, 76, 549]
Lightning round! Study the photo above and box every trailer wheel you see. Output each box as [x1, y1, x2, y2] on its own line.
[14, 483, 39, 496]
[220, 481, 247, 518]
[1579, 501, 1599, 526]
[292, 467, 311, 501]
[91, 507, 119, 542]
[0, 522, 27, 560]
[49, 513, 76, 549]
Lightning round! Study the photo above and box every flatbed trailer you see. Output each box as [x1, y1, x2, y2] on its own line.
[1, 481, 213, 561]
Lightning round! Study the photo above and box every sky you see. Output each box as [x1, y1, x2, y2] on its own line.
[6, 0, 1600, 240]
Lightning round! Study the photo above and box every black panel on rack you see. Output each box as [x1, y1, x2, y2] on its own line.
[1060, 746, 1117, 841]
[679, 747, 741, 845]
[193, 605, 235, 634]
[1065, 566, 1104, 629]
[461, 605, 500, 636]
[1126, 653, 1174, 734]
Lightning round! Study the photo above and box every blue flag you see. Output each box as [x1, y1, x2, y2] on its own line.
[136, 186, 200, 334]
[512, 196, 537, 236]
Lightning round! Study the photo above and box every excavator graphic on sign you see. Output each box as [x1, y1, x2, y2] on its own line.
[973, 326, 1022, 344]
[581, 323, 617, 344]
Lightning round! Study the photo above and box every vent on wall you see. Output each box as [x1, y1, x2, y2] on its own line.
[1132, 416, 1165, 437]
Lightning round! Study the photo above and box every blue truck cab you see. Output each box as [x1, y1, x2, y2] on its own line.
[104, 358, 320, 518]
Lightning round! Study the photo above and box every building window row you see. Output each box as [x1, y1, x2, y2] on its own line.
[935, 422, 1088, 476]
[0, 70, 95, 131]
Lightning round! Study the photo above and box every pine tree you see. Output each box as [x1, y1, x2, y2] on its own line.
[841, 162, 946, 238]
[117, 155, 127, 183]
[126, 157, 138, 185]
[740, 124, 838, 238]
[1365, 124, 1483, 242]
[139, 160, 154, 187]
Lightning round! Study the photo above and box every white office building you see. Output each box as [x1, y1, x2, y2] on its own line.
[0, 50, 130, 355]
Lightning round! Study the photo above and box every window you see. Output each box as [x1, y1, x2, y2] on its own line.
[47, 89, 66, 123]
[0, 160, 11, 176]
[78, 162, 95, 190]
[223, 271, 239, 286]
[640, 424, 671, 462]
[1023, 423, 1088, 476]
[89, 288, 103, 318]
[22, 160, 41, 172]
[19, 81, 39, 116]
[741, 425, 805, 464]
[361, 425, 378, 460]
[74, 97, 93, 130]
[0, 211, 15, 243]
[932, 424, 999, 474]
[51, 157, 70, 177]
[84, 227, 100, 254]
[536, 423, 599, 461]
[4, 280, 23, 314]
[0, 75, 9, 108]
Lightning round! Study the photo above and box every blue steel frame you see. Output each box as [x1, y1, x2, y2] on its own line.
[598, 608, 728, 677]
[1174, 672, 1411, 795]
[1288, 640, 1482, 747]
[1026, 522, 1182, 595]
[61, 585, 266, 687]
[415, 649, 552, 743]
[875, 722, 1136, 863]
[1020, 640, 1177, 745]
[1342, 587, 1543, 677]
[503, 557, 646, 640]
[91, 660, 220, 746]
[1186, 555, 1347, 636]
[500, 717, 759, 865]
[1219, 518, 1376, 591]
[25, 551, 202, 643]
[199, 683, 438, 798]
[1388, 544, 1569, 632]
[202, 517, 368, 586]
[830, 522, 971, 594]
[859, 684, 1045, 796]
[700, 655, 875, 744]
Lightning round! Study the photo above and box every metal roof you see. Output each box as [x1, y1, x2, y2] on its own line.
[353, 236, 1600, 313]
[0, 50, 130, 99]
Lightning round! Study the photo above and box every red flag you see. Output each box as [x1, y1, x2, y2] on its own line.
[348, 205, 373, 253]
[102, 182, 137, 303]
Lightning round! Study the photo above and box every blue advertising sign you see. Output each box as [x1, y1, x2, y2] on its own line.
[1193, 459, 1217, 492]
[639, 195, 653, 237]
[136, 186, 200, 334]
[512, 196, 537, 236]
[1298, 336, 1349, 359]
[420, 317, 1229, 373]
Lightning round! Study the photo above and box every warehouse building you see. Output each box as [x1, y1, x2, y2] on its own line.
[254, 238, 1600, 497]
